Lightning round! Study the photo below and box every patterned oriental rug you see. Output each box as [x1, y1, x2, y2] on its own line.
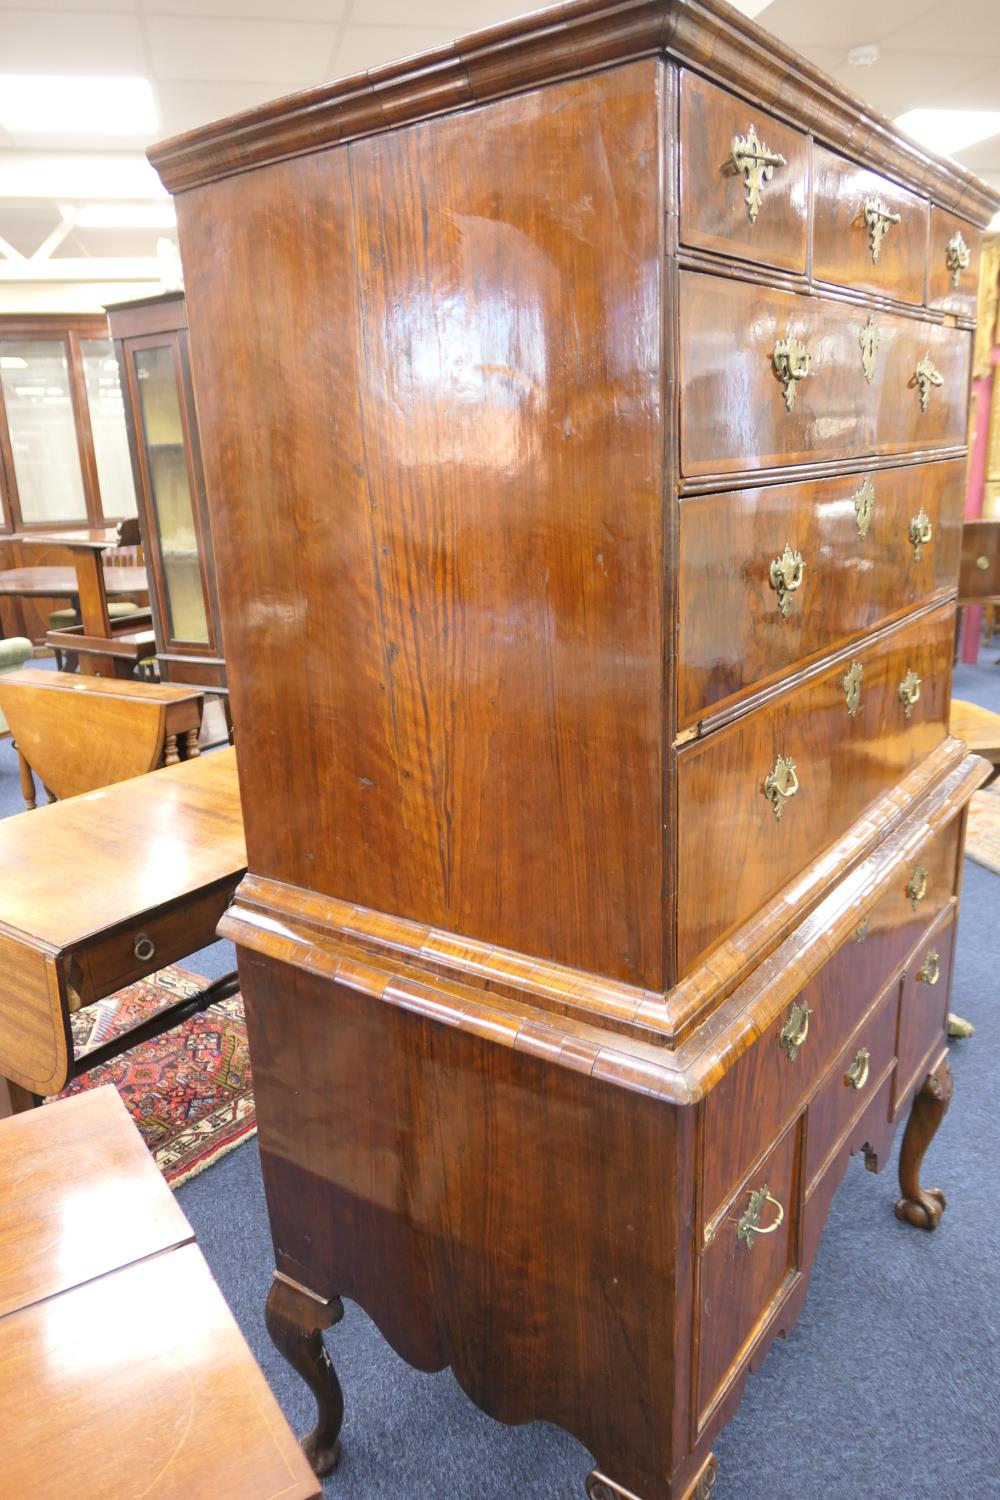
[51, 966, 256, 1187]
[965, 784, 1000, 878]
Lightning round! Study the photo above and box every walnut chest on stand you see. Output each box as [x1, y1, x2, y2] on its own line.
[149, 4, 1000, 1495]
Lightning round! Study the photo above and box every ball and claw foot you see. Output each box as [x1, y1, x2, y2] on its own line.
[264, 1274, 345, 1477]
[894, 1058, 953, 1233]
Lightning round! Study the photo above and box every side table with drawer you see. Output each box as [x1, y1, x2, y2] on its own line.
[150, 3, 1000, 1497]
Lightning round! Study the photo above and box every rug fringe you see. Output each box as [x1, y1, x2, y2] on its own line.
[166, 1123, 258, 1190]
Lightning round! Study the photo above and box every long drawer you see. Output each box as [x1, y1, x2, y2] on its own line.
[679, 271, 972, 478]
[677, 457, 965, 724]
[676, 602, 954, 974]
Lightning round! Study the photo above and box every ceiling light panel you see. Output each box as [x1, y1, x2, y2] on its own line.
[894, 108, 1000, 156]
[0, 76, 157, 136]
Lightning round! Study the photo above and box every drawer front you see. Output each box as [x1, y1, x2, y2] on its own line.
[812, 146, 928, 306]
[804, 980, 899, 1190]
[894, 909, 957, 1114]
[678, 69, 809, 274]
[73, 882, 236, 1006]
[677, 457, 965, 723]
[959, 519, 1000, 599]
[698, 1120, 798, 1420]
[679, 272, 972, 478]
[676, 604, 954, 974]
[928, 207, 981, 319]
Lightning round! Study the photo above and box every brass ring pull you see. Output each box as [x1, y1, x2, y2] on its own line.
[976, 555, 990, 572]
[946, 230, 970, 288]
[763, 754, 799, 820]
[730, 123, 786, 223]
[906, 864, 928, 910]
[909, 508, 933, 561]
[845, 1047, 871, 1090]
[779, 999, 812, 1061]
[133, 932, 155, 963]
[734, 1183, 784, 1251]
[772, 334, 810, 411]
[769, 542, 805, 618]
[917, 948, 941, 986]
[912, 355, 943, 413]
[864, 195, 900, 263]
[898, 668, 922, 720]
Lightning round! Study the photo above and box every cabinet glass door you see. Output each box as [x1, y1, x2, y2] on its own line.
[133, 342, 209, 644]
[81, 338, 137, 518]
[0, 339, 87, 522]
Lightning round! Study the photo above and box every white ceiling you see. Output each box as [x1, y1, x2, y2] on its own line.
[0, 0, 998, 310]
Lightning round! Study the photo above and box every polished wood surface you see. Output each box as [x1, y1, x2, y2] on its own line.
[950, 698, 1000, 774]
[894, 908, 958, 1113]
[811, 146, 928, 305]
[0, 565, 147, 598]
[677, 458, 965, 722]
[958, 517, 1000, 600]
[928, 206, 981, 320]
[0, 667, 203, 805]
[0, 1088, 320, 1500]
[679, 271, 972, 478]
[0, 747, 244, 1096]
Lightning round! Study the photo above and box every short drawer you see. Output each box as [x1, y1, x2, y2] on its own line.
[678, 69, 809, 274]
[928, 207, 980, 319]
[698, 1120, 798, 1421]
[676, 603, 954, 974]
[959, 519, 1000, 601]
[677, 457, 965, 723]
[812, 145, 928, 306]
[894, 908, 957, 1116]
[679, 271, 972, 479]
[851, 814, 962, 989]
[804, 979, 899, 1191]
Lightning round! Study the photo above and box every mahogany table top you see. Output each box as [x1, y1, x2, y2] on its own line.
[0, 566, 148, 598]
[18, 529, 122, 552]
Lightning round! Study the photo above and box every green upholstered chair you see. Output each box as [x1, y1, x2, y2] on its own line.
[0, 636, 33, 737]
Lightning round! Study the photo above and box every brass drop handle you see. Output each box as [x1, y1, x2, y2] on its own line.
[763, 754, 799, 820]
[917, 948, 941, 986]
[730, 123, 787, 223]
[946, 230, 970, 288]
[133, 932, 155, 962]
[845, 1047, 871, 1091]
[909, 509, 933, 561]
[772, 334, 810, 411]
[734, 1182, 784, 1251]
[906, 864, 928, 910]
[976, 555, 990, 572]
[864, 195, 900, 263]
[769, 542, 805, 618]
[898, 668, 922, 719]
[912, 355, 943, 413]
[779, 999, 812, 1061]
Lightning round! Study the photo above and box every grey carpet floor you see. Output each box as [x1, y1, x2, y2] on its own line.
[2, 657, 998, 1498]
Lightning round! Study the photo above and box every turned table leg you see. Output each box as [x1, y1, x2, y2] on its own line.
[163, 732, 180, 766]
[184, 727, 201, 758]
[895, 1056, 953, 1231]
[265, 1274, 345, 1476]
[15, 747, 35, 811]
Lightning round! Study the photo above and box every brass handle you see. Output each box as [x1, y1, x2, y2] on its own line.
[912, 355, 943, 413]
[917, 948, 941, 985]
[779, 999, 812, 1061]
[864, 195, 900, 263]
[976, 554, 990, 572]
[734, 1183, 784, 1251]
[769, 542, 805, 618]
[763, 754, 799, 820]
[731, 123, 787, 223]
[909, 508, 933, 561]
[843, 660, 864, 718]
[898, 668, 922, 719]
[133, 932, 155, 963]
[845, 1047, 871, 1091]
[853, 477, 875, 538]
[772, 334, 810, 411]
[906, 864, 928, 910]
[946, 230, 970, 288]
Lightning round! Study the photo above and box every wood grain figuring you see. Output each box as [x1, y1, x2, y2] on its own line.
[928, 207, 981, 320]
[678, 68, 809, 274]
[679, 271, 972, 478]
[675, 603, 955, 975]
[802, 979, 899, 1189]
[894, 908, 957, 1115]
[677, 458, 965, 723]
[180, 64, 666, 989]
[811, 145, 928, 305]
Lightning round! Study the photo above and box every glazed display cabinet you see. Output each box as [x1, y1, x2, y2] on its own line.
[107, 293, 227, 708]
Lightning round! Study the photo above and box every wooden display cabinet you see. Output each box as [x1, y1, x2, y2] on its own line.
[107, 293, 228, 714]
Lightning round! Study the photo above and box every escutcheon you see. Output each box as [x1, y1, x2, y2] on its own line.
[772, 333, 810, 411]
[730, 123, 787, 223]
[898, 668, 922, 719]
[853, 477, 875, 538]
[859, 316, 880, 383]
[769, 541, 805, 617]
[907, 864, 928, 910]
[946, 230, 970, 288]
[843, 660, 864, 718]
[863, 195, 901, 262]
[779, 998, 812, 1060]
[912, 355, 943, 413]
[763, 754, 799, 820]
[909, 508, 933, 561]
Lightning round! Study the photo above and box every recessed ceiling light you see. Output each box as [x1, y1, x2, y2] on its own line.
[0, 76, 157, 136]
[894, 109, 1000, 157]
[68, 202, 176, 230]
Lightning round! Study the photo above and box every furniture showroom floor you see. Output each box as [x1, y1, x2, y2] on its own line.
[2, 659, 997, 1500]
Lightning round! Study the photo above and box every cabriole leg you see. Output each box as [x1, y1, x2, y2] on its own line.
[264, 1273, 345, 1475]
[895, 1056, 953, 1231]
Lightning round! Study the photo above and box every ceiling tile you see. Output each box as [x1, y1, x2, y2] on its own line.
[332, 23, 460, 77]
[348, 0, 522, 29]
[878, 0, 1000, 56]
[154, 78, 308, 137]
[142, 0, 345, 15]
[0, 9, 146, 72]
[756, 0, 933, 51]
[0, 0, 135, 10]
[146, 15, 339, 83]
